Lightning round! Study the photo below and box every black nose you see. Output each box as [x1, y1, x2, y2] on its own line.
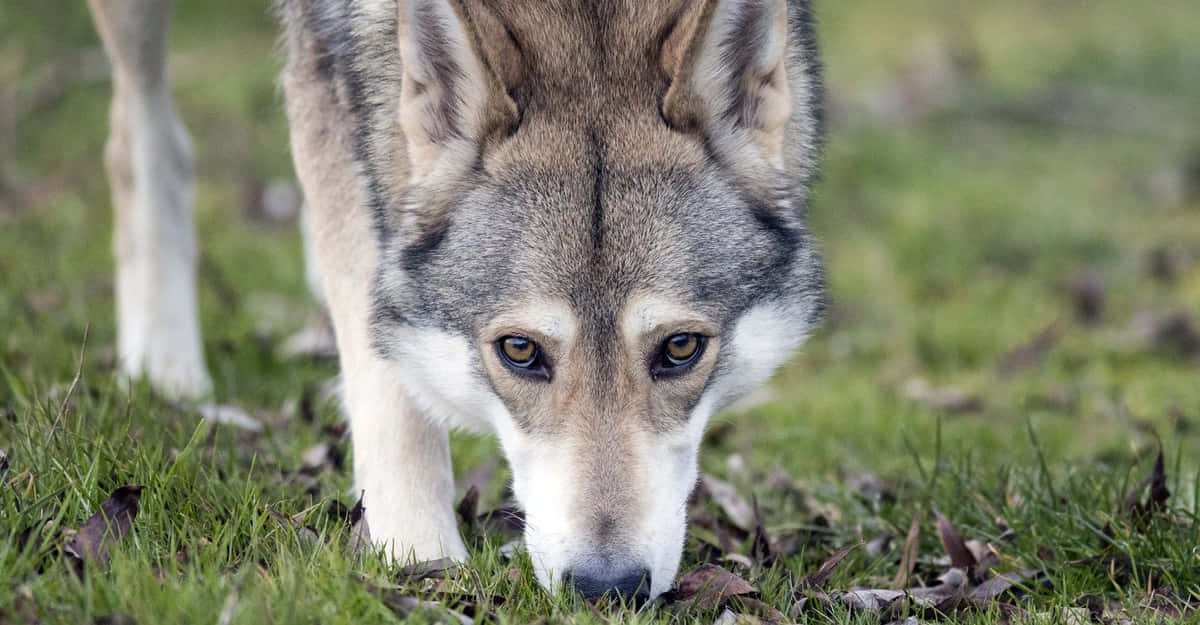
[564, 566, 652, 601]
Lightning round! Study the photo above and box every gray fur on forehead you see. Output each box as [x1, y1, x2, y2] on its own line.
[373, 123, 824, 339]
[276, 0, 826, 340]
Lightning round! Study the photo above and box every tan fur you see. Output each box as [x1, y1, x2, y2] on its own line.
[281, 9, 466, 561]
[89, 0, 824, 597]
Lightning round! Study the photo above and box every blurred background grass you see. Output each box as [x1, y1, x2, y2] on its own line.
[2, 0, 1199, 500]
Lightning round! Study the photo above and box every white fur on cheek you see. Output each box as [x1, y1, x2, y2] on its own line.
[388, 327, 502, 433]
[710, 302, 807, 411]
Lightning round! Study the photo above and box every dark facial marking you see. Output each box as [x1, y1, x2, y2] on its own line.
[590, 129, 607, 250]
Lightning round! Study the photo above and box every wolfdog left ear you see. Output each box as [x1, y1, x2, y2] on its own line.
[661, 0, 792, 167]
[398, 0, 520, 182]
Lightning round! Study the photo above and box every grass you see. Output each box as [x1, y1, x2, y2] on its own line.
[2, 0, 1200, 622]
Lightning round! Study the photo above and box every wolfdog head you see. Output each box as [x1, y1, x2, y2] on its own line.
[315, 0, 823, 600]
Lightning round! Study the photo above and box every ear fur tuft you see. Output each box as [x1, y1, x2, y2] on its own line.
[661, 0, 791, 164]
[398, 0, 519, 181]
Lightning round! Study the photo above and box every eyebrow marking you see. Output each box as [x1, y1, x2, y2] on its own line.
[490, 299, 578, 345]
[620, 294, 713, 345]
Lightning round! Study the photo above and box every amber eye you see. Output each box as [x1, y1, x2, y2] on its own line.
[497, 336, 551, 380]
[500, 336, 538, 366]
[665, 334, 700, 364]
[654, 333, 706, 378]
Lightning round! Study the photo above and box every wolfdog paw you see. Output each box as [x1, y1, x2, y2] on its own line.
[368, 515, 468, 564]
[122, 350, 212, 400]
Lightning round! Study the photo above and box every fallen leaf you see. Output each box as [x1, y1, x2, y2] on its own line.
[700, 474, 755, 532]
[395, 558, 460, 584]
[797, 543, 860, 591]
[934, 510, 977, 570]
[840, 589, 904, 613]
[64, 485, 144, 568]
[967, 569, 1041, 602]
[667, 564, 756, 610]
[1123, 443, 1170, 523]
[892, 512, 920, 589]
[342, 495, 370, 555]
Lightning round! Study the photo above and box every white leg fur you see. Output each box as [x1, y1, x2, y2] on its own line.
[282, 31, 466, 562]
[89, 0, 211, 398]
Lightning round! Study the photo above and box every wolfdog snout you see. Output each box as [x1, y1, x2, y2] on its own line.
[563, 562, 652, 601]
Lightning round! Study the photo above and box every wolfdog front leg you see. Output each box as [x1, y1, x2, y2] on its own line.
[279, 8, 467, 562]
[87, 0, 211, 398]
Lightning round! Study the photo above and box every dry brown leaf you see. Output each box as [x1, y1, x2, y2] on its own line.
[669, 564, 756, 611]
[841, 589, 904, 613]
[346, 496, 369, 555]
[1123, 443, 1170, 522]
[967, 569, 1040, 602]
[797, 543, 860, 591]
[893, 512, 920, 589]
[934, 510, 977, 570]
[395, 558, 460, 584]
[64, 485, 144, 568]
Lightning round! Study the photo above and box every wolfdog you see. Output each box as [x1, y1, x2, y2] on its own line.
[87, 0, 824, 600]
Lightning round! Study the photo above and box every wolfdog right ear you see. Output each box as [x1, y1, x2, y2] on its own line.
[661, 0, 792, 169]
[397, 0, 521, 182]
